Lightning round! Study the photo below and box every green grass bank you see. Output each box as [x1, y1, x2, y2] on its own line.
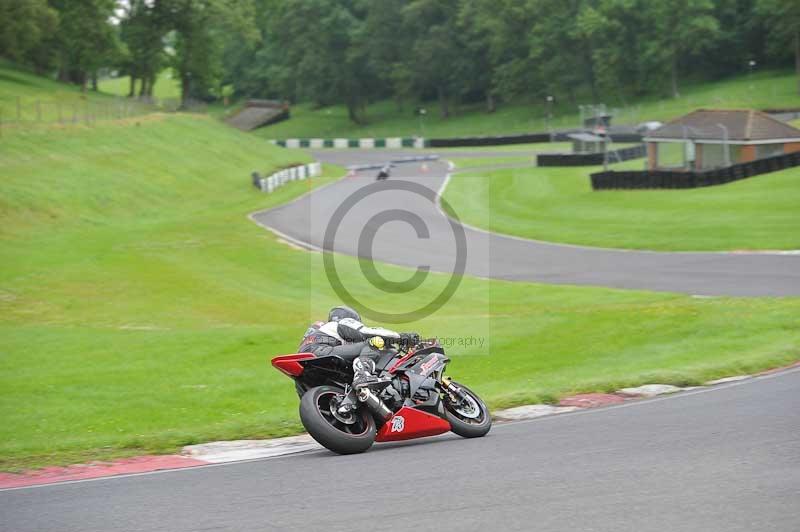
[442, 160, 800, 251]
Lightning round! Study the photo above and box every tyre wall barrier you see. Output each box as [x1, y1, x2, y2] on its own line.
[273, 138, 424, 149]
[251, 162, 322, 193]
[427, 132, 552, 147]
[538, 144, 646, 167]
[590, 151, 800, 190]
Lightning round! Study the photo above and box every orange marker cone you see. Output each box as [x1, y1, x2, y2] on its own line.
[421, 163, 428, 172]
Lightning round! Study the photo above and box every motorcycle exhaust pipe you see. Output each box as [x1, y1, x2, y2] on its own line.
[357, 388, 393, 421]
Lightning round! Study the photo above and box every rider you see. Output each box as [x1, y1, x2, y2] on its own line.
[298, 305, 419, 389]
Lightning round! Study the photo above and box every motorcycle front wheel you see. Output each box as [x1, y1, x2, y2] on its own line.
[299, 385, 376, 454]
[443, 381, 492, 438]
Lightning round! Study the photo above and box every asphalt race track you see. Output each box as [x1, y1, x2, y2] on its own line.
[252, 150, 800, 297]
[4, 150, 796, 532]
[2, 369, 798, 532]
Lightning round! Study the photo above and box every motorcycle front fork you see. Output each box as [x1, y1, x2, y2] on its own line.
[439, 376, 467, 404]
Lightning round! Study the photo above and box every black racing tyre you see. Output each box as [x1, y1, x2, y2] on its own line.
[443, 381, 492, 438]
[299, 385, 376, 454]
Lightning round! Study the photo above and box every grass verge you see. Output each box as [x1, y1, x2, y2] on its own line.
[443, 160, 800, 251]
[449, 155, 535, 169]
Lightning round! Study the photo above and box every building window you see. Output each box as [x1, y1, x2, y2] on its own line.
[700, 144, 725, 169]
[699, 144, 741, 169]
[755, 144, 784, 160]
[656, 142, 686, 169]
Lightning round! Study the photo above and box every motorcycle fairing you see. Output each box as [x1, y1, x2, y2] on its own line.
[271, 353, 316, 377]
[375, 406, 451, 442]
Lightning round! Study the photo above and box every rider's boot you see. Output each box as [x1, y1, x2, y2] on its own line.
[352, 357, 379, 389]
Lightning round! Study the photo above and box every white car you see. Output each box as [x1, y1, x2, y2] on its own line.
[637, 121, 663, 133]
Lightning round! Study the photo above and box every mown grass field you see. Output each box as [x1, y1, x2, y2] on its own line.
[99, 71, 182, 100]
[2, 111, 799, 471]
[443, 159, 800, 251]
[255, 70, 800, 139]
[449, 155, 535, 169]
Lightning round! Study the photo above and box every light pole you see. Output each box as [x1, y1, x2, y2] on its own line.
[748, 60, 756, 91]
[546, 95, 554, 132]
[417, 108, 427, 139]
[681, 125, 690, 170]
[717, 123, 731, 167]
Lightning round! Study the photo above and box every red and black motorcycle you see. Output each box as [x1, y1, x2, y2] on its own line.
[271, 339, 491, 454]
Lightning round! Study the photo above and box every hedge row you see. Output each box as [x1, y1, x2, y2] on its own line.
[590, 150, 800, 190]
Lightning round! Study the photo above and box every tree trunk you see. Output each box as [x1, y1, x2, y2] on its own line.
[128, 76, 136, 98]
[670, 53, 680, 99]
[91, 72, 98, 92]
[438, 86, 449, 118]
[146, 74, 156, 98]
[583, 46, 598, 104]
[347, 101, 362, 124]
[795, 30, 800, 95]
[486, 92, 496, 113]
[139, 77, 147, 98]
[181, 73, 191, 108]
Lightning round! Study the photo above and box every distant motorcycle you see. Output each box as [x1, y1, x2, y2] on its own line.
[375, 164, 391, 180]
[271, 338, 491, 454]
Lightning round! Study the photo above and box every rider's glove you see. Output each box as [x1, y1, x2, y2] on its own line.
[399, 332, 420, 348]
[368, 336, 385, 350]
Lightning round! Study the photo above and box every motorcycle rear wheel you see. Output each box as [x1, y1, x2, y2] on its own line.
[299, 385, 376, 454]
[443, 381, 492, 438]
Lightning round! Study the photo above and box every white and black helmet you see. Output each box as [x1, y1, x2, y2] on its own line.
[328, 305, 361, 323]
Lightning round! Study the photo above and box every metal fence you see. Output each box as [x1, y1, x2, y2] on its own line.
[538, 144, 646, 167]
[0, 95, 208, 135]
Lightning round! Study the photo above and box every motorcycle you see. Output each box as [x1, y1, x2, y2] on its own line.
[375, 164, 391, 180]
[271, 339, 491, 454]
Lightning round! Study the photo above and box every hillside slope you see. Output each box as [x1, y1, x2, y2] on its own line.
[254, 71, 800, 139]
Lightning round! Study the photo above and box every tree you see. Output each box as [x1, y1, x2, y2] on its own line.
[362, 0, 411, 109]
[458, 0, 532, 113]
[647, 0, 720, 98]
[119, 0, 169, 98]
[46, 0, 117, 89]
[756, 0, 800, 94]
[525, 0, 599, 105]
[254, 0, 382, 123]
[402, 0, 467, 118]
[163, 0, 258, 106]
[0, 0, 58, 64]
